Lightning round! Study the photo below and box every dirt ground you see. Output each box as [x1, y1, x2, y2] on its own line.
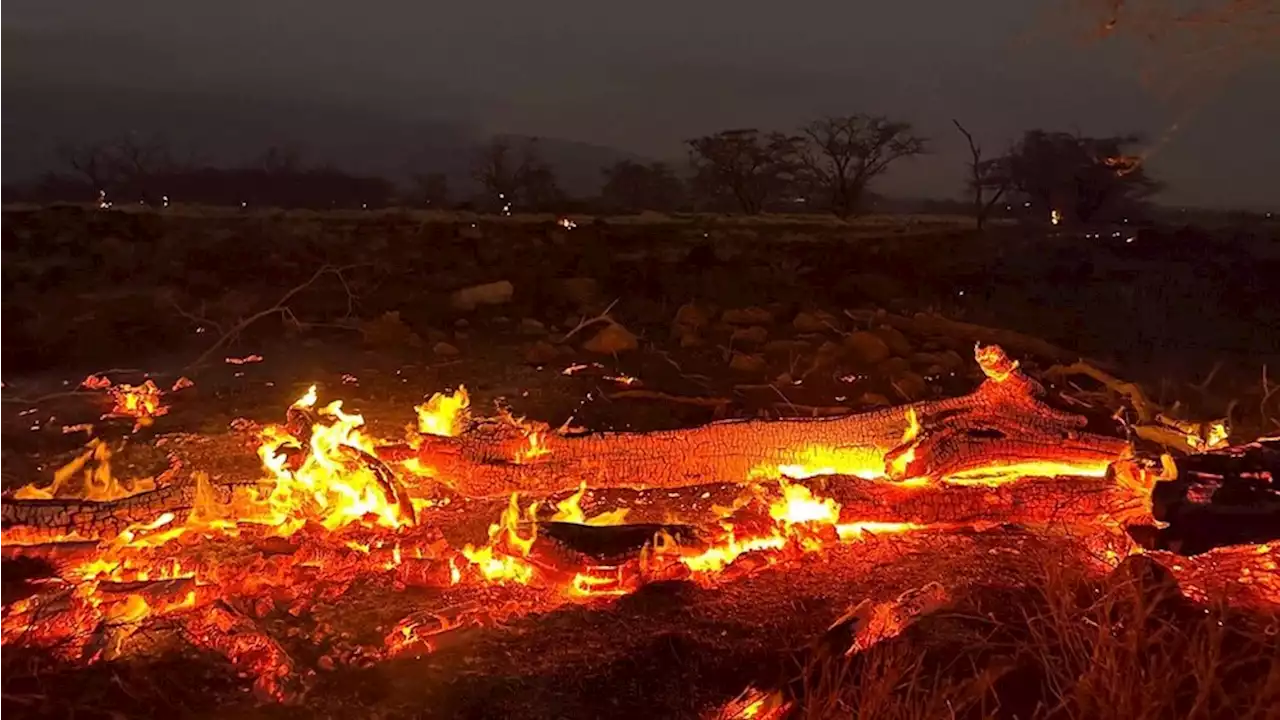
[2, 209, 1278, 719]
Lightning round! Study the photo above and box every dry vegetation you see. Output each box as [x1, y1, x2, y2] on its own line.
[780, 553, 1280, 720]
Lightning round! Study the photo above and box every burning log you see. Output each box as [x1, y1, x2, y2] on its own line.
[1, 479, 253, 545]
[393, 345, 1130, 497]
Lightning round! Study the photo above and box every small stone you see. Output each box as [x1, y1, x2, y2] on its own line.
[879, 357, 912, 377]
[859, 392, 892, 407]
[792, 312, 830, 334]
[890, 371, 928, 401]
[453, 318, 470, 329]
[731, 325, 769, 345]
[491, 316, 511, 325]
[873, 326, 913, 357]
[433, 341, 461, 358]
[678, 330, 703, 348]
[843, 331, 892, 366]
[938, 350, 965, 371]
[810, 341, 844, 370]
[763, 339, 812, 357]
[582, 322, 639, 354]
[722, 307, 774, 325]
[450, 280, 514, 311]
[524, 341, 560, 365]
[673, 303, 714, 333]
[518, 318, 547, 336]
[730, 352, 768, 374]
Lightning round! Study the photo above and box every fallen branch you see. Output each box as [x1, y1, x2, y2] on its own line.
[177, 264, 364, 372]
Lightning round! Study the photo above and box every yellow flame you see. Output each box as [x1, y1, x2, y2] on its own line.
[415, 387, 470, 437]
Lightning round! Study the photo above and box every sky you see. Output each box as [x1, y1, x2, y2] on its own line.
[4, 0, 1278, 208]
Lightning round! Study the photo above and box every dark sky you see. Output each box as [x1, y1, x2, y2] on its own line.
[4, 0, 1278, 208]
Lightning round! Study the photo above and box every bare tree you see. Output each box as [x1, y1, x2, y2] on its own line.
[56, 142, 117, 190]
[951, 119, 1009, 230]
[600, 161, 685, 212]
[687, 129, 803, 214]
[472, 137, 563, 213]
[797, 115, 927, 218]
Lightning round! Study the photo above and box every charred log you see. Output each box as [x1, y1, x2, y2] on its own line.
[1136, 438, 1280, 555]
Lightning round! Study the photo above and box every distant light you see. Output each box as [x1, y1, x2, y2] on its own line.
[362, 203, 368, 209]
[1050, 209, 1061, 226]
[162, 195, 169, 208]
[241, 201, 247, 208]
[1024, 202, 1031, 207]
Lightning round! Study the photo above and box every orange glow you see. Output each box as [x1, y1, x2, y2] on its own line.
[107, 380, 169, 428]
[515, 430, 551, 463]
[415, 387, 470, 437]
[12, 440, 156, 501]
[257, 386, 410, 534]
[769, 479, 840, 526]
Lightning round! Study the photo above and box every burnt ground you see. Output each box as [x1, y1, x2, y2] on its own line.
[2, 209, 1279, 718]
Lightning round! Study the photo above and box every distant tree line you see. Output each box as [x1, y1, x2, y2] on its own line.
[7, 116, 1164, 227]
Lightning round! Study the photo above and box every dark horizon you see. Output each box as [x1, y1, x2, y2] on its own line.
[3, 1, 1278, 211]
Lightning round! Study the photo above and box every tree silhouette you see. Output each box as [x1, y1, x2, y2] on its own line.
[798, 115, 927, 218]
[981, 130, 1161, 225]
[687, 129, 803, 214]
[951, 119, 1009, 230]
[600, 161, 685, 212]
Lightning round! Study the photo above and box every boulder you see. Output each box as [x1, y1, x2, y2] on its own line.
[731, 325, 769, 345]
[450, 280, 514, 311]
[583, 322, 639, 354]
[843, 331, 892, 366]
[722, 307, 774, 325]
[730, 352, 768, 374]
[433, 341, 461, 358]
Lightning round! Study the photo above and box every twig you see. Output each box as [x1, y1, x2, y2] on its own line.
[606, 389, 731, 408]
[559, 298, 619, 343]
[1262, 364, 1278, 427]
[178, 265, 361, 372]
[1190, 360, 1223, 393]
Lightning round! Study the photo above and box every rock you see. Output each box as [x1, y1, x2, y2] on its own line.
[433, 341, 461, 358]
[859, 392, 892, 408]
[518, 318, 547, 336]
[810, 341, 844, 371]
[730, 352, 768, 374]
[890, 371, 928, 401]
[491, 316, 511, 325]
[911, 351, 965, 376]
[678, 331, 704, 348]
[454, 318, 470, 329]
[763, 339, 812, 357]
[673, 303, 714, 333]
[873, 326, 913, 357]
[792, 312, 832, 334]
[878, 357, 912, 377]
[843, 331, 892, 366]
[557, 277, 601, 308]
[523, 341, 561, 365]
[939, 350, 965, 371]
[583, 322, 639, 354]
[672, 303, 714, 347]
[450, 280, 514, 311]
[731, 325, 769, 345]
[722, 307, 774, 325]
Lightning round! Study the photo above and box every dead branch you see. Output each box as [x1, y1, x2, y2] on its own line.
[606, 389, 732, 408]
[559, 298, 620, 343]
[1047, 360, 1157, 423]
[177, 265, 363, 372]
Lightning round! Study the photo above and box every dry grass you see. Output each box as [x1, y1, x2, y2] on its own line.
[790, 552, 1280, 720]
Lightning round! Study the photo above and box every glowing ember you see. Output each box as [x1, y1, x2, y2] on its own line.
[415, 386, 471, 437]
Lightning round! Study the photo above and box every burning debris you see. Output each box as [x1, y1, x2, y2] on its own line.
[2, 345, 1276, 708]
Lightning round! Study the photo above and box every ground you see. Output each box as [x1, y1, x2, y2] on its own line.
[1, 208, 1277, 719]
